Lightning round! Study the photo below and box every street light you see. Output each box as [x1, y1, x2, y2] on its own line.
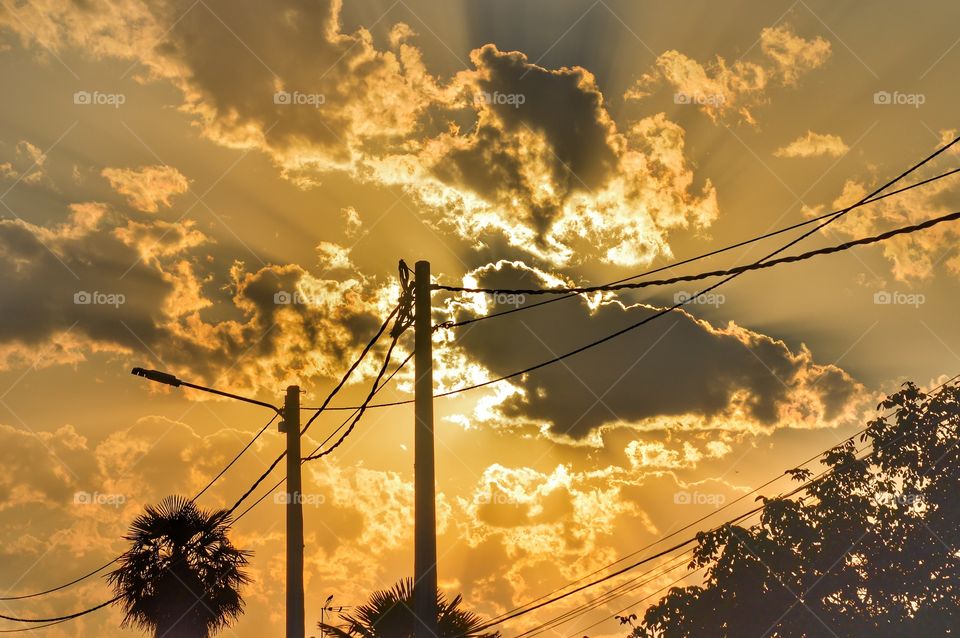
[131, 366, 305, 638]
[131, 367, 281, 412]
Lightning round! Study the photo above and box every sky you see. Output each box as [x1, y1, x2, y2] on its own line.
[0, 0, 959, 636]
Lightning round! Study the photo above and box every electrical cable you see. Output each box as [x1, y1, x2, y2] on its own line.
[225, 303, 403, 517]
[434, 209, 960, 296]
[435, 165, 960, 329]
[481, 371, 960, 625]
[511, 551, 695, 638]
[233, 351, 414, 522]
[0, 597, 121, 624]
[0, 301, 403, 621]
[563, 567, 705, 638]
[192, 414, 279, 502]
[302, 335, 401, 462]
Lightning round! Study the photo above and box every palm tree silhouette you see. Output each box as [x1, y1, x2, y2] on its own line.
[318, 578, 500, 638]
[108, 495, 251, 638]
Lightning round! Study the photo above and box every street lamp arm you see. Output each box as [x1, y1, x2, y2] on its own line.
[130, 367, 282, 413]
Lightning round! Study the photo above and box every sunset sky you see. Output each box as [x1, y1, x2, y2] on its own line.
[1, 1, 959, 636]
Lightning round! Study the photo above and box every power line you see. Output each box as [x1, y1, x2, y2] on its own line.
[563, 566, 705, 638]
[302, 339, 404, 462]
[0, 310, 403, 626]
[520, 459, 852, 638]
[225, 302, 404, 517]
[0, 301, 403, 614]
[0, 596, 121, 625]
[0, 619, 71, 633]
[511, 551, 696, 638]
[477, 435, 896, 635]
[468, 463, 834, 634]
[233, 351, 415, 521]
[434, 209, 960, 296]
[550, 445, 883, 638]
[435, 165, 960, 330]
[193, 414, 279, 501]
[0, 558, 117, 603]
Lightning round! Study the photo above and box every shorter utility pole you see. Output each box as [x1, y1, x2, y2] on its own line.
[413, 260, 438, 638]
[282, 385, 305, 638]
[131, 368, 306, 638]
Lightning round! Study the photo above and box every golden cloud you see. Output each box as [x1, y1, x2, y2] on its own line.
[807, 149, 960, 281]
[0, 195, 400, 393]
[0, 140, 49, 186]
[1, 0, 718, 269]
[627, 25, 831, 125]
[774, 130, 849, 158]
[101, 165, 190, 213]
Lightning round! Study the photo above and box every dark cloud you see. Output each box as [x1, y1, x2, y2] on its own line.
[0, 203, 386, 391]
[152, 0, 437, 169]
[441, 262, 861, 439]
[434, 44, 619, 235]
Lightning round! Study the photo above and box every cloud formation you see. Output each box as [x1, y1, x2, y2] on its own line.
[101, 165, 190, 212]
[0, 140, 48, 185]
[807, 153, 960, 281]
[0, 0, 718, 269]
[774, 131, 849, 158]
[435, 261, 864, 442]
[627, 26, 831, 125]
[420, 46, 719, 267]
[0, 198, 395, 392]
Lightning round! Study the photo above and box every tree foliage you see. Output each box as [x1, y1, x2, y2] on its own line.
[108, 495, 251, 638]
[630, 382, 960, 637]
[319, 577, 500, 638]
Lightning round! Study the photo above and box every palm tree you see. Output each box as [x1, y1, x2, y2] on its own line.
[108, 495, 251, 638]
[319, 578, 500, 638]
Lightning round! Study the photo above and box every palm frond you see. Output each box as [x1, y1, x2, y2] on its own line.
[107, 495, 251, 637]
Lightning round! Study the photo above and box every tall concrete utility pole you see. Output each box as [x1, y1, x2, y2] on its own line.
[413, 260, 438, 638]
[282, 385, 305, 638]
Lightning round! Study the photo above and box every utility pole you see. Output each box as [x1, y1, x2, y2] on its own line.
[413, 260, 438, 638]
[282, 385, 305, 638]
